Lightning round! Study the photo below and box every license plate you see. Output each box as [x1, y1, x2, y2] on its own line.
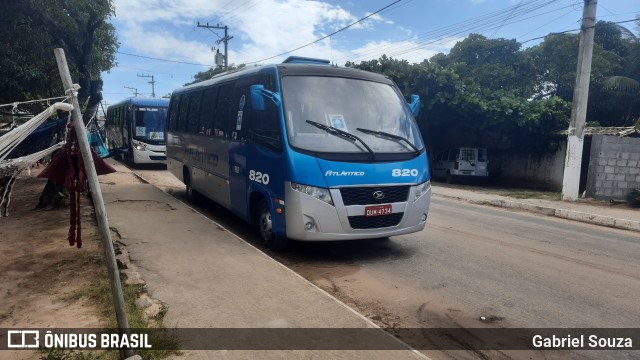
[365, 204, 392, 217]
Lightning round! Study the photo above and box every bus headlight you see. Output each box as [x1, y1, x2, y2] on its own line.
[134, 141, 147, 151]
[291, 182, 334, 206]
[414, 180, 431, 201]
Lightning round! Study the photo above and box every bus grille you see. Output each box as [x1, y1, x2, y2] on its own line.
[348, 213, 403, 229]
[340, 185, 410, 206]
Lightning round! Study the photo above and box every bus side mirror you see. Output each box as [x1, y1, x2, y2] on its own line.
[408, 94, 420, 117]
[250, 84, 281, 111]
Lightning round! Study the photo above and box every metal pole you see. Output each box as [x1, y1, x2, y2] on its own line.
[224, 26, 229, 70]
[561, 0, 597, 200]
[54, 48, 134, 359]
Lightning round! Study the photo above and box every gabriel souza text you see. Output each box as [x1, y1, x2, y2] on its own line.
[532, 334, 633, 349]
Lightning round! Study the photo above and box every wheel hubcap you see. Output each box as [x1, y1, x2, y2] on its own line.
[259, 208, 272, 241]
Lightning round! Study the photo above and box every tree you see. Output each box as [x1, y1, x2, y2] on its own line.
[593, 20, 640, 126]
[0, 0, 118, 209]
[525, 28, 622, 102]
[446, 34, 536, 98]
[187, 64, 246, 85]
[347, 54, 571, 154]
[0, 0, 118, 122]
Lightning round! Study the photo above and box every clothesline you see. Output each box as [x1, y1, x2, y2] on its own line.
[0, 95, 71, 109]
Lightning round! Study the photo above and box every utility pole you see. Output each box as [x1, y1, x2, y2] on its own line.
[197, 22, 233, 70]
[124, 86, 139, 97]
[561, 0, 597, 201]
[137, 74, 156, 97]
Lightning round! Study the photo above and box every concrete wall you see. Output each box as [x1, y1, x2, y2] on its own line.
[492, 142, 566, 190]
[586, 135, 640, 200]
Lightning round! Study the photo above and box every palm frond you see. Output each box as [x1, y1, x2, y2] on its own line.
[602, 76, 640, 93]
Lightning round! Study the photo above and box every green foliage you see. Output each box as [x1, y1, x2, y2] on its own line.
[0, 0, 118, 109]
[350, 51, 570, 154]
[348, 21, 639, 155]
[186, 64, 246, 85]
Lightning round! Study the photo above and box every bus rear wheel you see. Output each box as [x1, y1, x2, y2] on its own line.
[184, 171, 200, 203]
[258, 200, 287, 251]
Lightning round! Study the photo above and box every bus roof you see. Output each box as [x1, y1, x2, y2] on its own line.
[107, 97, 170, 109]
[172, 62, 393, 96]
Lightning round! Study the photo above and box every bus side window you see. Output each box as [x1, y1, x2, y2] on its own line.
[168, 95, 181, 131]
[213, 84, 234, 138]
[199, 87, 218, 136]
[177, 93, 191, 132]
[187, 91, 203, 134]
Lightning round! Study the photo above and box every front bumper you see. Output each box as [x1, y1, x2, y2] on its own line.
[284, 181, 431, 241]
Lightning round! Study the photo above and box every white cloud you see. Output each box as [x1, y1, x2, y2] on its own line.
[113, 0, 368, 65]
[345, 36, 465, 65]
[112, 0, 407, 67]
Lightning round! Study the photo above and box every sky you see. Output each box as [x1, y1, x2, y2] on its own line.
[100, 0, 640, 109]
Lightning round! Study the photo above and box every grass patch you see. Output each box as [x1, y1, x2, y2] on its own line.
[41, 274, 180, 360]
[498, 190, 562, 200]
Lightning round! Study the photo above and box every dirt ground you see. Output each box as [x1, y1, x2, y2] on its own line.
[0, 170, 106, 360]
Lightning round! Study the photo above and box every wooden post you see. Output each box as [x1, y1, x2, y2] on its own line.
[54, 48, 134, 359]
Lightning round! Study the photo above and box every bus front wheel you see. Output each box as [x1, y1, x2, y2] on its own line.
[258, 200, 287, 251]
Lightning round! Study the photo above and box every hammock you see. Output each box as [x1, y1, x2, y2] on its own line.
[88, 124, 109, 158]
[0, 142, 65, 217]
[0, 102, 73, 161]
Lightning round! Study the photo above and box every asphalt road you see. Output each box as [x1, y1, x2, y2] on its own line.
[133, 165, 640, 359]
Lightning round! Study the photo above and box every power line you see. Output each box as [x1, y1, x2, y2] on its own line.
[340, 0, 584, 64]
[245, 0, 404, 64]
[117, 51, 213, 67]
[521, 18, 638, 44]
[338, 0, 562, 63]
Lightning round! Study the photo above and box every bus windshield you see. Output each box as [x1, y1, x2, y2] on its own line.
[133, 106, 167, 142]
[281, 76, 424, 155]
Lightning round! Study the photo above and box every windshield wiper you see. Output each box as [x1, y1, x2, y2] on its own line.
[306, 120, 375, 158]
[356, 127, 420, 154]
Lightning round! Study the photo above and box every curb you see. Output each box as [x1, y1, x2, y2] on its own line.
[434, 194, 640, 233]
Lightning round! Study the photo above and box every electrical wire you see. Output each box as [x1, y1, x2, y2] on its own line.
[117, 51, 214, 67]
[340, 0, 578, 64]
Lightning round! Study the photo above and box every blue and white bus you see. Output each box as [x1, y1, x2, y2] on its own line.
[167, 57, 431, 249]
[106, 97, 169, 165]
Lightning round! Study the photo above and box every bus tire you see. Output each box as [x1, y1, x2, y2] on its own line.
[258, 200, 287, 251]
[128, 146, 136, 165]
[184, 171, 200, 203]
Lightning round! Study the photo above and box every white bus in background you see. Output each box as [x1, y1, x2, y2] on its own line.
[431, 147, 489, 183]
[105, 97, 169, 165]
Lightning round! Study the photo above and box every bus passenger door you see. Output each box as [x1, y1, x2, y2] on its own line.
[229, 137, 248, 219]
[228, 84, 250, 220]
